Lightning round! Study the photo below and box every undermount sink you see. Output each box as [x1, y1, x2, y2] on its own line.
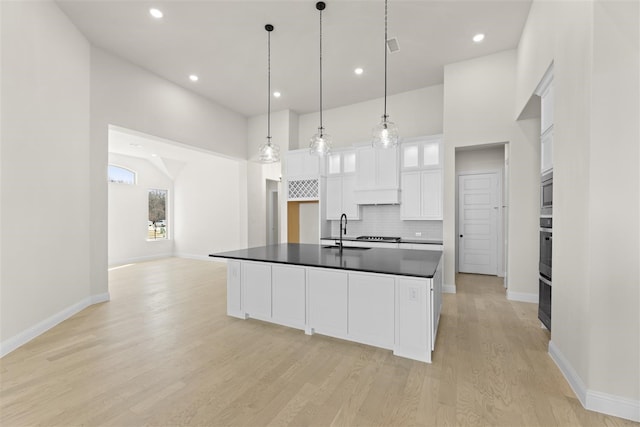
[322, 245, 371, 251]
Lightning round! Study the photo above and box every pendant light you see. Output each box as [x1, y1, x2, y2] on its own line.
[258, 24, 281, 163]
[372, 0, 399, 148]
[309, 1, 332, 156]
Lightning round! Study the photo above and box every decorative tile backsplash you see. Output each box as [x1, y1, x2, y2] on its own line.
[329, 205, 443, 240]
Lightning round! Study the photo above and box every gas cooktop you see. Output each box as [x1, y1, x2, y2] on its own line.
[356, 236, 401, 242]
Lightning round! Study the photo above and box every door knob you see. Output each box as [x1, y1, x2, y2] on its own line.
[459, 235, 463, 238]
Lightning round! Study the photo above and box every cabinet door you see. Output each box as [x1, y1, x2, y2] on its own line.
[286, 151, 304, 177]
[541, 127, 553, 173]
[421, 170, 442, 219]
[396, 277, 431, 362]
[327, 153, 341, 175]
[272, 265, 306, 329]
[343, 151, 356, 174]
[422, 141, 440, 168]
[402, 144, 420, 170]
[308, 268, 348, 338]
[325, 176, 342, 220]
[226, 260, 242, 317]
[303, 152, 320, 177]
[376, 147, 399, 189]
[341, 175, 359, 219]
[348, 273, 395, 349]
[356, 147, 376, 190]
[541, 85, 554, 133]
[242, 262, 272, 321]
[401, 172, 421, 219]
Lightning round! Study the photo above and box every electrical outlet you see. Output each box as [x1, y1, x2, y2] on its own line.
[415, 232, 422, 237]
[409, 287, 419, 301]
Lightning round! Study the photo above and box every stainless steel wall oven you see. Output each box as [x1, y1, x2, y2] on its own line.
[538, 216, 552, 330]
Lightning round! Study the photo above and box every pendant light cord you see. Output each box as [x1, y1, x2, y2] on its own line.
[267, 28, 271, 141]
[319, 6, 324, 136]
[384, 0, 388, 119]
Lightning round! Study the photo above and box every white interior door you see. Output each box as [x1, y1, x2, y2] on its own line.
[458, 173, 498, 275]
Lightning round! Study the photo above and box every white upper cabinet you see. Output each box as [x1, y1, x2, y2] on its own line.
[400, 170, 442, 220]
[327, 150, 356, 176]
[324, 149, 360, 220]
[286, 149, 321, 179]
[541, 86, 554, 134]
[400, 135, 443, 220]
[541, 127, 553, 174]
[327, 153, 341, 175]
[354, 146, 400, 204]
[402, 144, 419, 169]
[401, 136, 442, 170]
[343, 151, 356, 174]
[535, 63, 554, 173]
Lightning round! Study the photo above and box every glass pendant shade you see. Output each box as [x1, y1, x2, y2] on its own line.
[258, 137, 280, 163]
[310, 2, 331, 157]
[309, 127, 332, 156]
[371, 0, 399, 148]
[372, 115, 399, 148]
[258, 24, 280, 163]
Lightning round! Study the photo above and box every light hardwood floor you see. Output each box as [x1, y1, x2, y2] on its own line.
[0, 258, 635, 426]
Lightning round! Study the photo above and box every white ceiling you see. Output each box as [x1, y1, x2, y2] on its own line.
[108, 127, 227, 177]
[57, 0, 531, 118]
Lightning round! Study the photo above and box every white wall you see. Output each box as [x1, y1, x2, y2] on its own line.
[443, 50, 540, 300]
[516, 0, 639, 418]
[108, 154, 174, 265]
[298, 203, 319, 244]
[587, 0, 639, 408]
[298, 85, 444, 149]
[90, 47, 249, 297]
[173, 156, 247, 258]
[0, 1, 93, 352]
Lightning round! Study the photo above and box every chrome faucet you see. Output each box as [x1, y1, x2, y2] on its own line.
[339, 213, 348, 252]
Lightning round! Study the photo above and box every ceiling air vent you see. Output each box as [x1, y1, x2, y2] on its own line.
[386, 37, 400, 53]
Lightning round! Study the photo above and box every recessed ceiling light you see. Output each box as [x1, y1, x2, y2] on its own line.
[189, 74, 199, 82]
[473, 33, 485, 43]
[151, 153, 158, 157]
[354, 67, 364, 75]
[273, 91, 281, 98]
[149, 8, 163, 19]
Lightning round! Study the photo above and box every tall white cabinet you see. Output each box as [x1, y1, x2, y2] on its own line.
[400, 136, 443, 220]
[536, 64, 554, 174]
[325, 150, 360, 220]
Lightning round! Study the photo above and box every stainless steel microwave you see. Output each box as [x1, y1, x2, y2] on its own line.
[541, 171, 553, 216]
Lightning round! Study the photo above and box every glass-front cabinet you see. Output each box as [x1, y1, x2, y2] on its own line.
[400, 135, 443, 220]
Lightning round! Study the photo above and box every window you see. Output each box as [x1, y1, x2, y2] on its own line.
[108, 164, 136, 184]
[148, 189, 168, 240]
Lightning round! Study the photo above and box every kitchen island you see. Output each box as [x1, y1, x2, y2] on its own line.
[210, 243, 442, 363]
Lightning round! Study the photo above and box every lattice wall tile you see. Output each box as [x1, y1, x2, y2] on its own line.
[288, 179, 319, 200]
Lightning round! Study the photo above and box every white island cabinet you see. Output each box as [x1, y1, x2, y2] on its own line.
[219, 247, 443, 364]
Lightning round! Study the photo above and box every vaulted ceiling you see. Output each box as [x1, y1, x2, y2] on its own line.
[57, 0, 531, 117]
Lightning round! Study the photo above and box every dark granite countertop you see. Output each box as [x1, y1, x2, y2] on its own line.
[210, 243, 442, 278]
[321, 236, 443, 245]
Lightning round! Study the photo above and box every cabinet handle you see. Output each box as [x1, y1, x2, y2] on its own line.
[459, 235, 463, 238]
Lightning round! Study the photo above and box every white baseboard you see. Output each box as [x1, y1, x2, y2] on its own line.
[587, 390, 640, 422]
[549, 341, 640, 422]
[108, 253, 172, 267]
[548, 340, 588, 404]
[175, 253, 215, 262]
[443, 284, 456, 294]
[506, 290, 538, 303]
[0, 292, 111, 358]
